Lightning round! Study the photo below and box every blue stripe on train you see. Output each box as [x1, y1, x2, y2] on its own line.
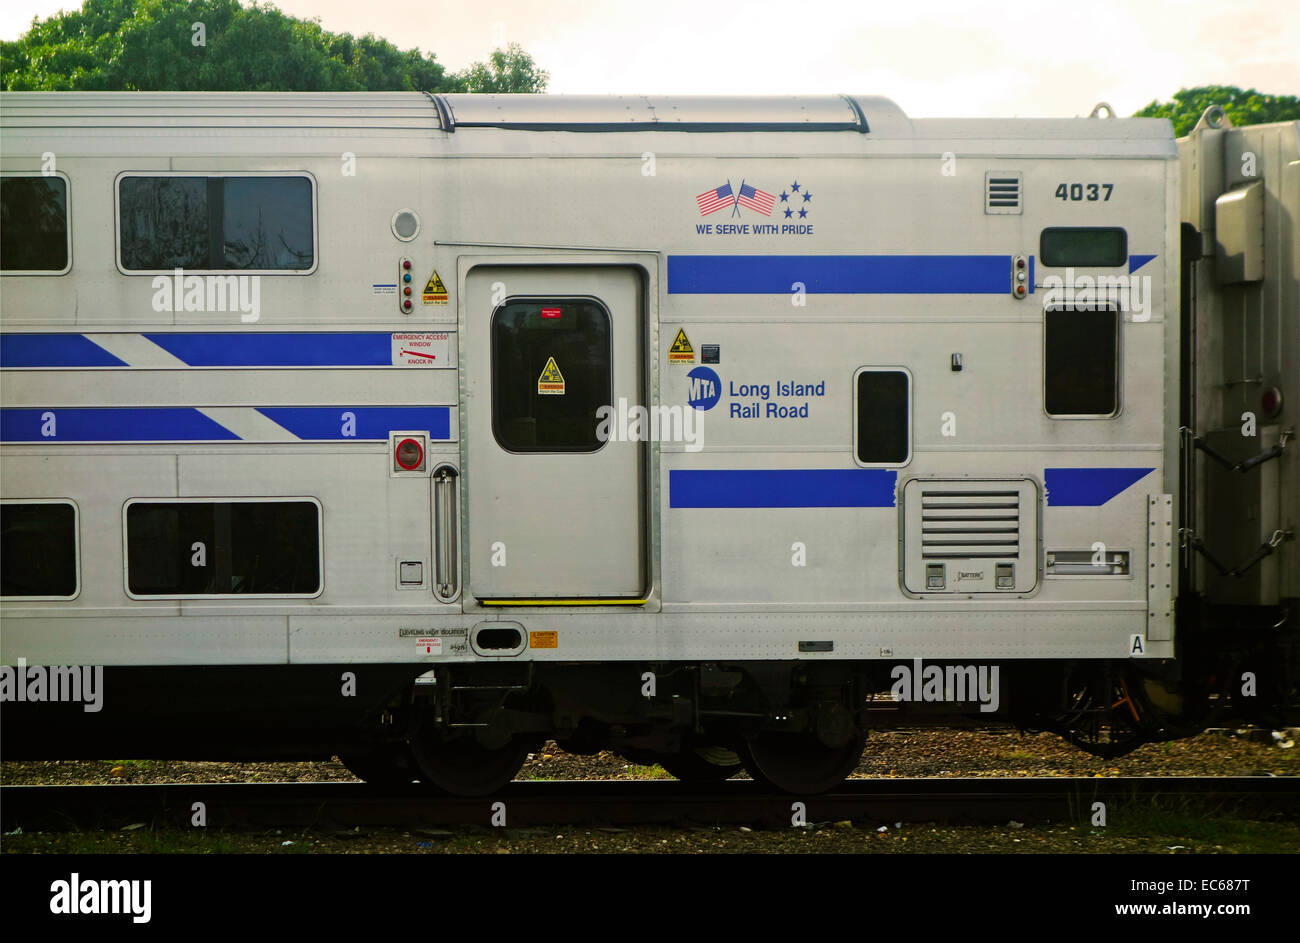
[1, 406, 451, 442]
[256, 406, 451, 441]
[667, 255, 1015, 294]
[0, 408, 238, 441]
[0, 334, 127, 368]
[0, 333, 395, 368]
[669, 468, 1153, 509]
[670, 468, 897, 508]
[1044, 467, 1155, 506]
[144, 333, 393, 367]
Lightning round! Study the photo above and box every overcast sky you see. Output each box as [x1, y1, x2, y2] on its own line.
[3, 0, 1297, 117]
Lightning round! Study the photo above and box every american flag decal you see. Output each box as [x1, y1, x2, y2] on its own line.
[697, 182, 735, 216]
[736, 181, 776, 216]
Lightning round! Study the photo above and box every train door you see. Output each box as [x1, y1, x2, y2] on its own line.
[463, 265, 646, 602]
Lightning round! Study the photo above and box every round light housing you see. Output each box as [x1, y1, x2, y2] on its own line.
[1262, 386, 1283, 419]
[391, 209, 420, 242]
[395, 437, 424, 471]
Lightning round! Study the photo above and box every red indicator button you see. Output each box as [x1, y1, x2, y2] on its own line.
[395, 437, 424, 471]
[541, 307, 561, 319]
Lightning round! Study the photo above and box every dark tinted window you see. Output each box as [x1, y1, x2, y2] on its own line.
[1, 176, 69, 272]
[1040, 227, 1127, 267]
[492, 299, 611, 452]
[118, 176, 313, 270]
[126, 501, 320, 595]
[1, 502, 77, 597]
[1045, 305, 1120, 417]
[856, 370, 910, 464]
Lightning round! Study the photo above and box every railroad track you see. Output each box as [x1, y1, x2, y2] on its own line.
[3, 777, 1297, 831]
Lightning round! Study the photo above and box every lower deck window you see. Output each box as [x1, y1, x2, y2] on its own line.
[0, 501, 78, 597]
[125, 500, 320, 596]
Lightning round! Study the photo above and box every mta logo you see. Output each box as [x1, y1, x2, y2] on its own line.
[687, 366, 721, 411]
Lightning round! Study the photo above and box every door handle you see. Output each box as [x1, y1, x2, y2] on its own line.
[432, 465, 460, 602]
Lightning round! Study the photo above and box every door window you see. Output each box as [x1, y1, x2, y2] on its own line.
[491, 299, 612, 452]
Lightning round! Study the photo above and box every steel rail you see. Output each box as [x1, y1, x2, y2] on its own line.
[3, 777, 1296, 831]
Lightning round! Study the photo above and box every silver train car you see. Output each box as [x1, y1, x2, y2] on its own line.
[1, 93, 1295, 794]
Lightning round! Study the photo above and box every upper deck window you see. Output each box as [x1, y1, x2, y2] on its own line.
[117, 174, 315, 272]
[1040, 227, 1127, 267]
[1, 174, 71, 274]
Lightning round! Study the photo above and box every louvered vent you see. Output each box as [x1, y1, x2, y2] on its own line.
[920, 489, 1021, 558]
[902, 478, 1039, 594]
[985, 171, 1022, 215]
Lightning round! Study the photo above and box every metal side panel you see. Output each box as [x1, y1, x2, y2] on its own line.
[1146, 493, 1174, 641]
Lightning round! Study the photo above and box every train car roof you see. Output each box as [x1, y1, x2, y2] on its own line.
[0, 92, 1176, 158]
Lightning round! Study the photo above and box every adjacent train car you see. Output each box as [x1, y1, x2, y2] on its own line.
[0, 92, 1294, 793]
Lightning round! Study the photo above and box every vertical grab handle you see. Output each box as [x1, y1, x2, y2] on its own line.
[432, 465, 459, 602]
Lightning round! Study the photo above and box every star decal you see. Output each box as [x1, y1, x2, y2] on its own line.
[798, 207, 808, 219]
[802, 191, 813, 203]
[790, 181, 801, 192]
[783, 207, 793, 218]
[779, 191, 789, 202]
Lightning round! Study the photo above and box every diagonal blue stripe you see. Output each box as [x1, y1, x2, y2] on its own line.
[1045, 467, 1155, 506]
[0, 408, 237, 442]
[0, 334, 127, 368]
[256, 407, 450, 441]
[144, 333, 392, 367]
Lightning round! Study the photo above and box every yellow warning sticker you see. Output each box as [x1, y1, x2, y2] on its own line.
[537, 356, 565, 395]
[668, 327, 695, 363]
[422, 268, 448, 305]
[530, 630, 558, 649]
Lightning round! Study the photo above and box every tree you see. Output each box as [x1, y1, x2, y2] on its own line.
[1134, 85, 1300, 136]
[1, 0, 547, 93]
[452, 43, 549, 94]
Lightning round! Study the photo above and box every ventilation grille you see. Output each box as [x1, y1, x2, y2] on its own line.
[902, 478, 1039, 594]
[985, 172, 1022, 215]
[920, 489, 1022, 559]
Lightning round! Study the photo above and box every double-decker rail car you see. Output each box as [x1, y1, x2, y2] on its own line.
[0, 93, 1295, 794]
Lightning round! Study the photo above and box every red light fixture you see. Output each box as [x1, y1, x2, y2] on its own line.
[1262, 386, 1283, 419]
[395, 437, 424, 471]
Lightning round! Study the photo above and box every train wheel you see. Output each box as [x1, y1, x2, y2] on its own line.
[338, 746, 418, 786]
[409, 733, 534, 796]
[659, 745, 743, 783]
[1054, 668, 1150, 759]
[741, 729, 867, 794]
